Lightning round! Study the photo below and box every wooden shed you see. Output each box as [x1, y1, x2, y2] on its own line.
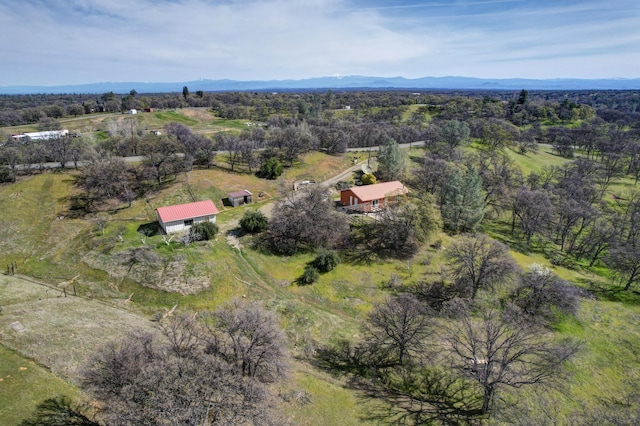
[228, 190, 253, 207]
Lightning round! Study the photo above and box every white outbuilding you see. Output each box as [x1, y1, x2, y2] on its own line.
[156, 200, 219, 234]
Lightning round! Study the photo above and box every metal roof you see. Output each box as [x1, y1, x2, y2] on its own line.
[228, 189, 252, 198]
[157, 200, 219, 223]
[345, 181, 408, 202]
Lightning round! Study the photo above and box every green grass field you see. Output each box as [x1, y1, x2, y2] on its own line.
[0, 274, 155, 424]
[0, 345, 82, 426]
[504, 144, 572, 175]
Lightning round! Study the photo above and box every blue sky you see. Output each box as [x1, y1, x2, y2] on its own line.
[1, 0, 638, 86]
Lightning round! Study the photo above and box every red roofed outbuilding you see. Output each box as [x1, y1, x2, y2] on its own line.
[340, 181, 408, 212]
[157, 200, 219, 234]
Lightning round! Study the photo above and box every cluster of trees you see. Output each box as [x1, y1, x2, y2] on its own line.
[318, 238, 582, 423]
[0, 94, 98, 127]
[4, 88, 637, 132]
[3, 89, 637, 177]
[411, 115, 640, 290]
[257, 183, 441, 262]
[78, 301, 290, 425]
[72, 120, 227, 208]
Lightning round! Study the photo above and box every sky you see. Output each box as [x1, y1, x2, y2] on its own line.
[1, 0, 639, 86]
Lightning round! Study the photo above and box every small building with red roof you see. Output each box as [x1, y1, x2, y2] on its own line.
[156, 200, 219, 234]
[340, 181, 408, 212]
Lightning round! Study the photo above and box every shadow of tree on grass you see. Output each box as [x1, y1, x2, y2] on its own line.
[314, 341, 484, 425]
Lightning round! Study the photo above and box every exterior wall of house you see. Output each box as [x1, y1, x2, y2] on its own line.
[340, 189, 386, 212]
[340, 189, 360, 207]
[159, 214, 217, 234]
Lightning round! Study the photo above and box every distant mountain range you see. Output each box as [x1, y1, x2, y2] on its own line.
[1, 75, 639, 94]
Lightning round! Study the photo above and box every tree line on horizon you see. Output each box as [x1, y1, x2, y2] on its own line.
[0, 88, 639, 128]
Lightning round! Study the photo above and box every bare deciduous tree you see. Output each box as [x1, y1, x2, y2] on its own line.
[82, 302, 290, 425]
[412, 154, 454, 199]
[208, 301, 290, 382]
[265, 186, 348, 254]
[605, 237, 640, 291]
[508, 264, 582, 324]
[363, 294, 432, 366]
[238, 138, 260, 174]
[216, 133, 243, 172]
[442, 306, 579, 415]
[138, 135, 183, 185]
[511, 187, 554, 246]
[77, 156, 133, 206]
[49, 136, 73, 168]
[445, 234, 518, 300]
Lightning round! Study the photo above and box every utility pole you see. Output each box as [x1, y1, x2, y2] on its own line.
[131, 120, 135, 155]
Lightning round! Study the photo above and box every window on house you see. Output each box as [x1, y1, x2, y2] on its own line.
[184, 219, 193, 226]
[372, 199, 379, 208]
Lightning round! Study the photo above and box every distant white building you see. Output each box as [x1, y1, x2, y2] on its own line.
[11, 129, 69, 142]
[128, 109, 138, 115]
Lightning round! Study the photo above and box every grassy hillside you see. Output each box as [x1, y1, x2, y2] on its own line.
[1, 145, 639, 424]
[0, 344, 81, 426]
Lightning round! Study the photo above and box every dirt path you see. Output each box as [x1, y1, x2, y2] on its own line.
[319, 160, 369, 189]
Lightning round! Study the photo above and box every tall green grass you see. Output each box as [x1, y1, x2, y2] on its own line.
[0, 346, 82, 426]
[152, 110, 198, 125]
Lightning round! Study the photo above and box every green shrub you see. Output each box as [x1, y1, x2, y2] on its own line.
[335, 181, 351, 191]
[240, 210, 268, 233]
[361, 173, 377, 185]
[261, 157, 284, 179]
[301, 266, 320, 284]
[190, 221, 218, 241]
[313, 249, 340, 273]
[0, 165, 14, 183]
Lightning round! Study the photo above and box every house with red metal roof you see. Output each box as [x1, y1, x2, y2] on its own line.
[340, 181, 409, 212]
[156, 200, 219, 234]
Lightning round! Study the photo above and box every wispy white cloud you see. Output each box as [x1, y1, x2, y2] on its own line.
[351, 0, 522, 12]
[0, 0, 638, 85]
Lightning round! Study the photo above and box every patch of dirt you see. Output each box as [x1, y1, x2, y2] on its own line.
[226, 230, 243, 251]
[181, 108, 214, 120]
